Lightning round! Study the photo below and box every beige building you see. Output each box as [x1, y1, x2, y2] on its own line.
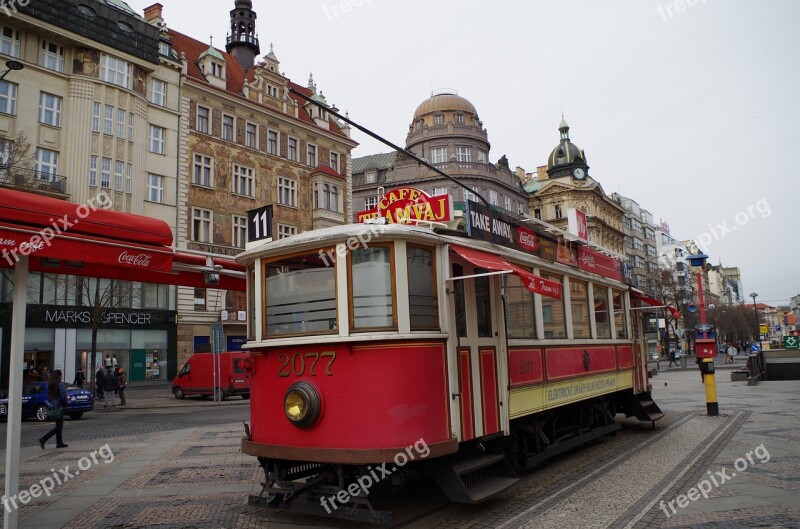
[524, 120, 625, 256]
[353, 90, 529, 221]
[155, 0, 357, 361]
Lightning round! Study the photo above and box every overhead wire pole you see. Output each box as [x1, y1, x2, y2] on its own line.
[289, 87, 492, 209]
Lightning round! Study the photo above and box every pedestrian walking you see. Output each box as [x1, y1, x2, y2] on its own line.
[73, 368, 85, 388]
[38, 371, 68, 449]
[116, 368, 127, 406]
[105, 354, 113, 369]
[726, 343, 737, 364]
[103, 367, 117, 407]
[39, 365, 50, 382]
[668, 348, 678, 367]
[95, 367, 105, 401]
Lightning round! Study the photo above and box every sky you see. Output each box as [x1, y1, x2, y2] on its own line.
[125, 0, 800, 306]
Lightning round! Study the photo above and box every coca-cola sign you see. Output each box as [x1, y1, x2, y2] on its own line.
[118, 251, 153, 268]
[516, 226, 539, 252]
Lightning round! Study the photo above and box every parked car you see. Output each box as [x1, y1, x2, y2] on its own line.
[0, 382, 95, 421]
[172, 351, 251, 400]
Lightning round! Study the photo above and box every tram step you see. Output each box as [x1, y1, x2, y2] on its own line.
[465, 476, 520, 503]
[619, 391, 664, 422]
[453, 453, 506, 476]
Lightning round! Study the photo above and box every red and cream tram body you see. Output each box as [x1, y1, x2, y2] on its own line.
[240, 212, 662, 521]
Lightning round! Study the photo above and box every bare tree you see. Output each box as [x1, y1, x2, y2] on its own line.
[0, 132, 34, 184]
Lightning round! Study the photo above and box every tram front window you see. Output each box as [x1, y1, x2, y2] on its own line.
[408, 246, 438, 330]
[264, 252, 337, 336]
[350, 246, 395, 330]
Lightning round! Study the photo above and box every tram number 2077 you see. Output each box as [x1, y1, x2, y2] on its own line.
[277, 351, 337, 378]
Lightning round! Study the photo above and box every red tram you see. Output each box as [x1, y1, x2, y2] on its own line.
[239, 209, 663, 523]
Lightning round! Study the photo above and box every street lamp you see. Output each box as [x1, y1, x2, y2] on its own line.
[0, 59, 24, 82]
[750, 292, 761, 352]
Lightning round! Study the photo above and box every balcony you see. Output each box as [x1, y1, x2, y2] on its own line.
[0, 169, 68, 199]
[313, 207, 345, 227]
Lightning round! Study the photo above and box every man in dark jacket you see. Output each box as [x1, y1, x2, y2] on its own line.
[95, 367, 105, 401]
[102, 367, 117, 407]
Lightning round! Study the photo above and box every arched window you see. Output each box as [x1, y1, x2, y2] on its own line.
[323, 184, 331, 210]
[313, 182, 319, 209]
[331, 186, 339, 212]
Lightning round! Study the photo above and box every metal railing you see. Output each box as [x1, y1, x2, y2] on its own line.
[0, 168, 68, 195]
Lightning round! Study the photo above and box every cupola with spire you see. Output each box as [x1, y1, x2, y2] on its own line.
[226, 0, 260, 70]
[546, 116, 589, 179]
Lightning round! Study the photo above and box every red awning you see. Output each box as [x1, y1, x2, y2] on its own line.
[0, 189, 245, 291]
[451, 245, 562, 300]
[631, 291, 681, 319]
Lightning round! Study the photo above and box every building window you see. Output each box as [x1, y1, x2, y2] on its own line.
[288, 137, 298, 161]
[534, 208, 542, 220]
[221, 114, 234, 141]
[89, 156, 97, 187]
[504, 196, 512, 212]
[455, 114, 464, 124]
[478, 150, 487, 163]
[433, 186, 447, 196]
[330, 151, 339, 173]
[431, 147, 447, 164]
[117, 109, 126, 138]
[456, 146, 471, 162]
[232, 164, 254, 197]
[277, 176, 297, 207]
[518, 204, 526, 215]
[267, 130, 278, 155]
[232, 215, 247, 248]
[307, 144, 317, 166]
[149, 125, 166, 154]
[464, 187, 477, 203]
[100, 54, 130, 88]
[489, 190, 498, 206]
[193, 287, 206, 311]
[128, 113, 134, 141]
[277, 224, 296, 239]
[40, 41, 64, 72]
[150, 78, 167, 106]
[364, 196, 378, 210]
[193, 154, 213, 187]
[104, 105, 114, 135]
[92, 102, 100, 132]
[192, 208, 212, 243]
[434, 113, 443, 125]
[246, 122, 257, 148]
[633, 237, 644, 252]
[320, 183, 339, 211]
[196, 105, 210, 134]
[1, 27, 20, 58]
[159, 41, 171, 56]
[210, 62, 224, 78]
[147, 174, 164, 203]
[35, 149, 59, 180]
[555, 205, 563, 219]
[0, 81, 17, 115]
[126, 163, 132, 193]
[365, 171, 377, 184]
[38, 92, 62, 127]
[101, 158, 111, 188]
[114, 160, 123, 191]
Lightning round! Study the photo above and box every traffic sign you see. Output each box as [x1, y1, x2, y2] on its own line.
[759, 324, 768, 334]
[775, 324, 782, 331]
[751, 344, 759, 352]
[784, 336, 800, 350]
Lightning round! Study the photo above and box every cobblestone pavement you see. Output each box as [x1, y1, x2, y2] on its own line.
[1, 368, 798, 528]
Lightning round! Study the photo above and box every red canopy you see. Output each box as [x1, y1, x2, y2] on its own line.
[631, 291, 681, 319]
[0, 188, 245, 291]
[451, 245, 562, 300]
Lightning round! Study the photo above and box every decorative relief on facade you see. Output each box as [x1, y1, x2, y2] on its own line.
[73, 48, 100, 77]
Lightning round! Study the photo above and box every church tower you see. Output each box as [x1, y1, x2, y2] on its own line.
[226, 0, 260, 70]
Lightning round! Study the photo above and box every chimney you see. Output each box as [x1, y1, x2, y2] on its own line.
[143, 3, 164, 25]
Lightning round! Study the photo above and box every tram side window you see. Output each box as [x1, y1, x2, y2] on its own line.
[474, 268, 493, 338]
[505, 273, 536, 339]
[594, 286, 612, 339]
[571, 279, 591, 338]
[452, 263, 468, 338]
[350, 246, 395, 330]
[264, 252, 336, 336]
[407, 247, 439, 330]
[541, 273, 566, 339]
[613, 290, 628, 338]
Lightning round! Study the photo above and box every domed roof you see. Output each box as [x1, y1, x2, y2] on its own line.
[547, 118, 587, 171]
[413, 89, 477, 121]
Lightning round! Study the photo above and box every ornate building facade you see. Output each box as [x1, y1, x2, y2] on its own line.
[353, 90, 529, 220]
[525, 119, 625, 256]
[162, 1, 357, 361]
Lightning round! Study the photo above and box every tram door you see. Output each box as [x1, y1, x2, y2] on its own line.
[451, 262, 505, 441]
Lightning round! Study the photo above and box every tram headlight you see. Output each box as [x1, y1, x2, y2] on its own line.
[283, 381, 321, 428]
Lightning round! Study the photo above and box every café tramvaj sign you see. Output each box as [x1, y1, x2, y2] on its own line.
[356, 187, 453, 224]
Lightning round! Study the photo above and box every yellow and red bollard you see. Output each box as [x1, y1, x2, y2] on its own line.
[700, 358, 719, 416]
